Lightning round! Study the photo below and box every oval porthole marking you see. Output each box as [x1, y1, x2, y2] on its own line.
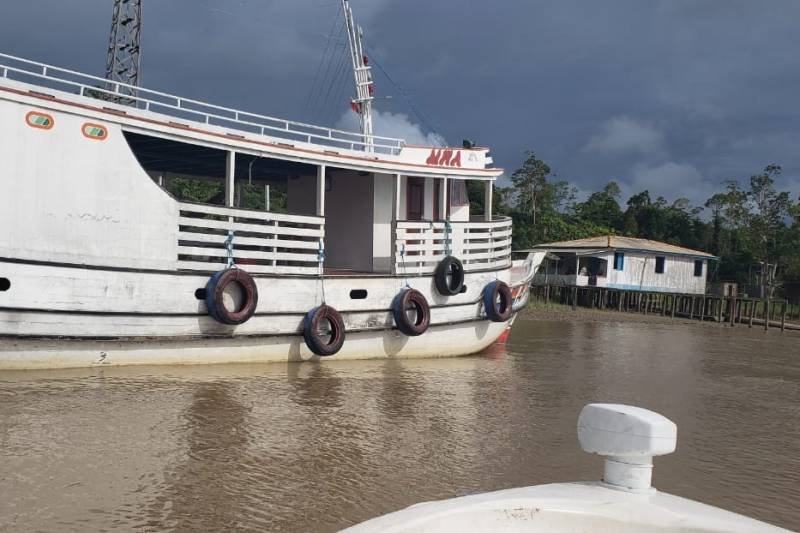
[25, 111, 54, 130]
[0, 278, 10, 292]
[82, 123, 108, 140]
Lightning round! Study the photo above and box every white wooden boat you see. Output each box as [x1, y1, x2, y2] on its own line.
[343, 404, 790, 532]
[0, 4, 538, 369]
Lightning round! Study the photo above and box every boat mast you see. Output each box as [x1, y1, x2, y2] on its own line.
[341, 0, 374, 152]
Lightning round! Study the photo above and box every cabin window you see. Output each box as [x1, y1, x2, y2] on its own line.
[613, 252, 625, 271]
[0, 278, 9, 291]
[694, 260, 704, 277]
[655, 256, 666, 274]
[122, 131, 302, 212]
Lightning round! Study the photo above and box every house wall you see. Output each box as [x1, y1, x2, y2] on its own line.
[606, 252, 707, 294]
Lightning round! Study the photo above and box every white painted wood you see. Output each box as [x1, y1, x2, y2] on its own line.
[176, 261, 320, 275]
[0, 319, 509, 370]
[316, 164, 326, 217]
[0, 260, 509, 314]
[177, 202, 323, 224]
[177, 246, 318, 263]
[393, 218, 512, 274]
[177, 217, 323, 237]
[225, 151, 236, 208]
[177, 231, 320, 250]
[484, 181, 493, 222]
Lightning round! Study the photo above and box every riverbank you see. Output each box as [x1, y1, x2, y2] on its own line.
[523, 300, 800, 332]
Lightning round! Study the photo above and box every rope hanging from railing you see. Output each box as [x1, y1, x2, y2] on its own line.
[317, 240, 327, 303]
[225, 231, 236, 268]
[400, 241, 410, 289]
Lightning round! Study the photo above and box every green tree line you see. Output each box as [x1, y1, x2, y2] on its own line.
[471, 152, 800, 287]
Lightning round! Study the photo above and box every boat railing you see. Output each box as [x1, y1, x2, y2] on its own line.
[393, 217, 513, 275]
[176, 202, 324, 275]
[0, 52, 405, 155]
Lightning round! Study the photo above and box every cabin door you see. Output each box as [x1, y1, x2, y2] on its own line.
[406, 177, 425, 220]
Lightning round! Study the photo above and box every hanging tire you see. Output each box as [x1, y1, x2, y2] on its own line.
[483, 280, 513, 323]
[434, 256, 465, 296]
[205, 268, 258, 325]
[392, 288, 431, 336]
[303, 305, 346, 357]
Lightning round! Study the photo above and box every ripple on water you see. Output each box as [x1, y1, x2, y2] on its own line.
[0, 318, 798, 531]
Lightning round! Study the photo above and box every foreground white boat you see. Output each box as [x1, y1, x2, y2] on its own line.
[344, 404, 789, 532]
[0, 2, 543, 369]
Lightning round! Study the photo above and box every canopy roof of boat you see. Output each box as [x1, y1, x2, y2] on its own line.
[0, 52, 503, 181]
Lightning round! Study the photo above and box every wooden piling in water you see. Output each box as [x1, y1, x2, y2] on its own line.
[781, 301, 787, 332]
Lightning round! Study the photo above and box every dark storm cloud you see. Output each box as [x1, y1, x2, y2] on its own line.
[3, 0, 799, 206]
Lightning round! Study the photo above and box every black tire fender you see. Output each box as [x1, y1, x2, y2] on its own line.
[434, 256, 465, 296]
[303, 305, 346, 356]
[205, 268, 258, 325]
[392, 288, 431, 336]
[483, 280, 513, 323]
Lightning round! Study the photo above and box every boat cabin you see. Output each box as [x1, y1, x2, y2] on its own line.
[0, 52, 511, 279]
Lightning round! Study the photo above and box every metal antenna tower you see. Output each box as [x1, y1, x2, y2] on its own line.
[105, 0, 142, 100]
[342, 0, 374, 152]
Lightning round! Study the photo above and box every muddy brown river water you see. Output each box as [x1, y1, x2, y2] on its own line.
[1, 315, 799, 532]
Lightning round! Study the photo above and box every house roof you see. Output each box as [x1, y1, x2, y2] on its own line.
[525, 235, 717, 259]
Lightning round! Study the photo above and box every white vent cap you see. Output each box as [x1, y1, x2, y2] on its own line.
[577, 404, 677, 492]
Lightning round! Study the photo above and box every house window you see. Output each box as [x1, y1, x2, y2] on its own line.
[655, 256, 665, 274]
[613, 252, 625, 271]
[694, 259, 703, 277]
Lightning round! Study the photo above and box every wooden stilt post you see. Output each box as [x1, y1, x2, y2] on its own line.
[729, 296, 736, 327]
[781, 301, 787, 332]
[572, 286, 577, 311]
[764, 298, 770, 331]
[749, 300, 755, 328]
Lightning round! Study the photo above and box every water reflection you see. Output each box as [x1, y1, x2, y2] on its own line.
[0, 317, 798, 531]
[152, 382, 251, 530]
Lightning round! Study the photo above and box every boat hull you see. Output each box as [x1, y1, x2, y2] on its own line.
[0, 318, 510, 369]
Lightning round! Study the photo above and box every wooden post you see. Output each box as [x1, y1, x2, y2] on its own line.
[618, 291, 624, 312]
[572, 286, 577, 310]
[781, 301, 787, 332]
[545, 284, 550, 305]
[689, 296, 695, 320]
[729, 296, 735, 327]
[671, 294, 676, 318]
[316, 164, 326, 217]
[749, 299, 755, 328]
[225, 151, 236, 208]
[717, 297, 723, 323]
[764, 298, 770, 331]
[484, 180, 492, 222]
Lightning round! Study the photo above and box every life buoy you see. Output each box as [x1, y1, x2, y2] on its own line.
[303, 305, 346, 356]
[205, 268, 258, 325]
[434, 256, 465, 296]
[392, 288, 431, 336]
[483, 280, 513, 322]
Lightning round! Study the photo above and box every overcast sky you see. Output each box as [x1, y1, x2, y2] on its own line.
[2, 0, 799, 207]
